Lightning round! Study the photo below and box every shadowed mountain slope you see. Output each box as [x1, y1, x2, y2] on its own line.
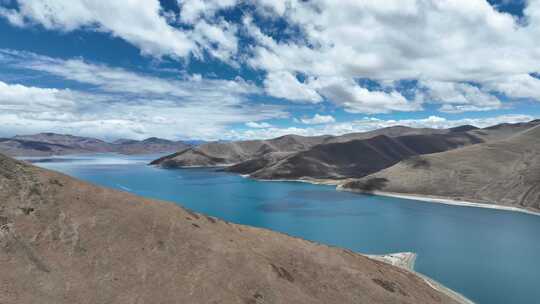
[0, 153, 466, 304]
[150, 126, 447, 168]
[343, 125, 540, 211]
[228, 132, 482, 180]
[150, 134, 332, 167]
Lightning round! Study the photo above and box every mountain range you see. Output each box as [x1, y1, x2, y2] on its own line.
[0, 133, 192, 156]
[226, 132, 483, 180]
[152, 119, 540, 212]
[149, 126, 448, 168]
[0, 152, 466, 304]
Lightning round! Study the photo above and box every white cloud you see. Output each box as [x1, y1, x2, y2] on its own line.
[0, 0, 242, 62]
[263, 71, 420, 113]
[0, 49, 257, 100]
[0, 82, 286, 140]
[300, 114, 335, 125]
[484, 74, 540, 100]
[263, 71, 322, 102]
[246, 0, 539, 81]
[0, 50, 287, 140]
[0, 47, 535, 141]
[418, 81, 502, 113]
[2, 0, 196, 59]
[2, 0, 540, 117]
[178, 0, 237, 24]
[190, 20, 239, 62]
[312, 77, 421, 114]
[242, 0, 540, 111]
[0, 80, 80, 111]
[0, 7, 25, 26]
[246, 121, 273, 128]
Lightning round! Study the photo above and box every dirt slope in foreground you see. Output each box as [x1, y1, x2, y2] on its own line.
[0, 153, 463, 304]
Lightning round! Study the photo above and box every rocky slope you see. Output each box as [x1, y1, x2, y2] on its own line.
[0, 133, 190, 156]
[342, 124, 540, 212]
[0, 153, 466, 304]
[150, 134, 332, 167]
[227, 132, 482, 180]
[153, 121, 540, 176]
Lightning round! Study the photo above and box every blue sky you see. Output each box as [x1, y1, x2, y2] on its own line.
[0, 0, 539, 140]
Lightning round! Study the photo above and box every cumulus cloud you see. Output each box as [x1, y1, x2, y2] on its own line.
[0, 7, 24, 26]
[264, 71, 322, 103]
[0, 81, 285, 140]
[179, 0, 237, 23]
[418, 81, 503, 113]
[4, 0, 540, 113]
[242, 0, 540, 111]
[1, 0, 196, 58]
[312, 77, 421, 114]
[0, 81, 82, 111]
[0, 0, 241, 62]
[0, 49, 258, 101]
[484, 74, 540, 100]
[0, 50, 287, 140]
[300, 114, 335, 125]
[246, 0, 540, 81]
[262, 70, 419, 113]
[190, 20, 239, 63]
[1, 0, 540, 137]
[246, 121, 273, 128]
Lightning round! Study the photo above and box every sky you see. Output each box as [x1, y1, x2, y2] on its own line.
[0, 0, 539, 141]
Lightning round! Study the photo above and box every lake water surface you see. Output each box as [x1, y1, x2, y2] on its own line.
[28, 154, 540, 304]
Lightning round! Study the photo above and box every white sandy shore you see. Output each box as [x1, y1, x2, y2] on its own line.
[371, 252, 475, 304]
[368, 252, 417, 270]
[162, 163, 234, 168]
[242, 173, 540, 217]
[251, 176, 345, 186]
[339, 188, 540, 217]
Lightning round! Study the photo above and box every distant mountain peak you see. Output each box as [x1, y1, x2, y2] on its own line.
[449, 125, 479, 133]
[142, 137, 172, 144]
[1, 133, 190, 156]
[113, 138, 139, 145]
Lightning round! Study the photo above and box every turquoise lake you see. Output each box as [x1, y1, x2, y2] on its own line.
[28, 154, 540, 304]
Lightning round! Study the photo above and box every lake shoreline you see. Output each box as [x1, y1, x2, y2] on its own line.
[244, 174, 540, 217]
[338, 187, 540, 217]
